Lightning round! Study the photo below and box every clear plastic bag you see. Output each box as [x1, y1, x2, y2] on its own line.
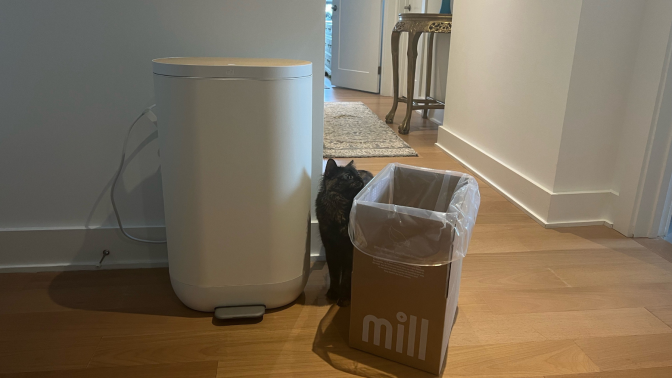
[348, 163, 480, 266]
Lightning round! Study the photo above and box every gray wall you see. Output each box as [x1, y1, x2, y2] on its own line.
[0, 0, 324, 269]
[0, 0, 324, 229]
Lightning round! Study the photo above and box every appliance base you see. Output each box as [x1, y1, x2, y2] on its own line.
[170, 274, 306, 312]
[214, 305, 266, 320]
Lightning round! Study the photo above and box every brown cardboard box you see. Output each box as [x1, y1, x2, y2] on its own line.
[347, 163, 479, 375]
[349, 248, 461, 375]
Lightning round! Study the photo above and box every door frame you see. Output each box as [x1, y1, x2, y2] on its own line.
[331, 0, 385, 93]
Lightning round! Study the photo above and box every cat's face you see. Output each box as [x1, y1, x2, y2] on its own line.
[323, 159, 365, 197]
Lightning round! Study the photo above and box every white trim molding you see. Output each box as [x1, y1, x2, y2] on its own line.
[1, 224, 325, 272]
[437, 126, 616, 228]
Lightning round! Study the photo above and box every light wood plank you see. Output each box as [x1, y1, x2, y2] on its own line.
[469, 283, 672, 314]
[460, 264, 570, 290]
[0, 273, 32, 291]
[549, 263, 672, 287]
[0, 269, 332, 343]
[462, 248, 662, 271]
[549, 366, 672, 378]
[0, 269, 181, 315]
[451, 307, 672, 346]
[0, 283, 182, 315]
[468, 225, 622, 255]
[478, 187, 512, 202]
[478, 201, 526, 215]
[634, 238, 672, 264]
[442, 340, 600, 377]
[0, 361, 218, 378]
[0, 309, 212, 342]
[450, 311, 547, 347]
[0, 336, 100, 374]
[475, 213, 540, 225]
[575, 333, 672, 371]
[24, 269, 171, 290]
[522, 308, 671, 340]
[647, 305, 672, 327]
[89, 329, 320, 368]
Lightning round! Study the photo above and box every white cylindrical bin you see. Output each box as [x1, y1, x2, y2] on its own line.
[153, 57, 312, 312]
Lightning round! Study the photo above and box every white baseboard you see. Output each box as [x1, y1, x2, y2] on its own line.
[0, 261, 170, 273]
[0, 227, 168, 272]
[436, 126, 615, 228]
[1, 223, 326, 273]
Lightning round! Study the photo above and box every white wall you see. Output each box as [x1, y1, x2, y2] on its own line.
[437, 0, 672, 233]
[428, 34, 450, 123]
[553, 0, 644, 193]
[423, 0, 451, 124]
[442, 0, 583, 191]
[0, 0, 324, 270]
[612, 0, 672, 235]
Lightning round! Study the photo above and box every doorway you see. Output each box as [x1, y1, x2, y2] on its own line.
[326, 0, 384, 93]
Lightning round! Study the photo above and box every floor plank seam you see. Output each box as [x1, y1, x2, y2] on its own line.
[545, 267, 573, 287]
[86, 336, 104, 368]
[570, 339, 602, 375]
[644, 307, 672, 331]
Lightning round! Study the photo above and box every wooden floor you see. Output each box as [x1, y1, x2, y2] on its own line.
[2, 88, 672, 377]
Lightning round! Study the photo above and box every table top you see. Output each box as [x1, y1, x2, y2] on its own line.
[398, 13, 452, 22]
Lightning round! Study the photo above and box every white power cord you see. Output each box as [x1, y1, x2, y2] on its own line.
[110, 105, 167, 244]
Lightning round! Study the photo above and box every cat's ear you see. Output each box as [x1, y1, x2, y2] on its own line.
[347, 160, 356, 168]
[324, 158, 338, 177]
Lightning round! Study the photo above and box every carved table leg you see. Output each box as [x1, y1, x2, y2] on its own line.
[399, 31, 422, 135]
[385, 30, 401, 124]
[423, 32, 435, 119]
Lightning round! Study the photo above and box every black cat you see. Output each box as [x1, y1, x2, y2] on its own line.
[316, 159, 373, 307]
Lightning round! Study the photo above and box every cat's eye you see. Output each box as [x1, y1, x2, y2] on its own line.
[344, 174, 352, 180]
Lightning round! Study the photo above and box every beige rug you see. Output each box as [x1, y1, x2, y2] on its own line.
[323, 102, 418, 158]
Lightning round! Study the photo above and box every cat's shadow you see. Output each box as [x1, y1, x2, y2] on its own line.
[312, 304, 435, 378]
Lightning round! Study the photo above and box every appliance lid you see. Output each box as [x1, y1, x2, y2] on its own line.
[152, 57, 312, 79]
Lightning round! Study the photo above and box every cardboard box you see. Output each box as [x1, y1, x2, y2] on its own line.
[347, 164, 479, 375]
[349, 249, 461, 375]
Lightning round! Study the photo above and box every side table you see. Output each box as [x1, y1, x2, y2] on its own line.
[385, 13, 452, 134]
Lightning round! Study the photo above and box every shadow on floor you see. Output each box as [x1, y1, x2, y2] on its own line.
[46, 259, 325, 319]
[312, 304, 434, 378]
[634, 237, 672, 264]
[554, 226, 672, 267]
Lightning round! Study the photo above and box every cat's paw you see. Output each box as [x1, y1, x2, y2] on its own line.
[326, 288, 339, 300]
[337, 298, 351, 307]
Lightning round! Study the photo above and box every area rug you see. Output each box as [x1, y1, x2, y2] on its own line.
[323, 102, 418, 158]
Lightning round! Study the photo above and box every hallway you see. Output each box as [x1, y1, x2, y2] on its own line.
[1, 88, 671, 377]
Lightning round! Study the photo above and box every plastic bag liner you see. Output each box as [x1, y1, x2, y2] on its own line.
[348, 163, 480, 266]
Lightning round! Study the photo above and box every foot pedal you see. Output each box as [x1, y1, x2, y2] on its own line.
[214, 305, 266, 320]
